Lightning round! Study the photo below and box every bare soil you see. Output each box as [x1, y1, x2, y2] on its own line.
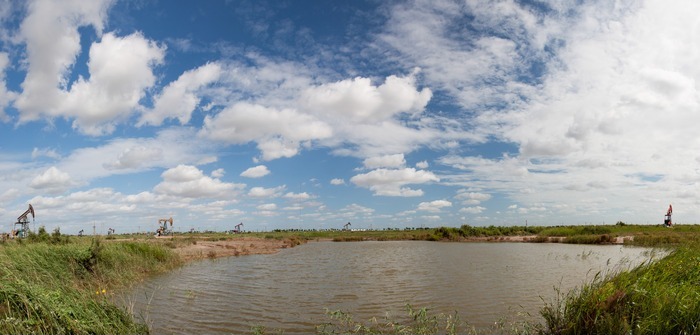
[173, 237, 302, 262]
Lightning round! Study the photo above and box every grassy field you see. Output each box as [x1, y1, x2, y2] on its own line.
[0, 228, 181, 334]
[2, 223, 700, 334]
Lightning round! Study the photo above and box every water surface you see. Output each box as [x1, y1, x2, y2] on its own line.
[127, 241, 656, 334]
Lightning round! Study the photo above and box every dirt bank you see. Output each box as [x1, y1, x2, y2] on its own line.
[174, 237, 303, 262]
[170, 234, 634, 262]
[461, 235, 634, 244]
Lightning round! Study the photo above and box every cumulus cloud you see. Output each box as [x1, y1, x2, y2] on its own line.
[363, 154, 406, 169]
[139, 62, 222, 126]
[200, 102, 333, 160]
[415, 160, 429, 169]
[248, 185, 285, 198]
[104, 146, 163, 170]
[17, 14, 165, 135]
[460, 206, 486, 214]
[417, 199, 452, 212]
[300, 74, 431, 124]
[29, 166, 78, 194]
[257, 203, 277, 210]
[15, 0, 113, 122]
[211, 168, 225, 178]
[154, 164, 244, 198]
[330, 178, 345, 185]
[455, 191, 492, 205]
[32, 147, 61, 160]
[350, 168, 439, 197]
[283, 192, 311, 201]
[240, 165, 270, 178]
[61, 32, 165, 135]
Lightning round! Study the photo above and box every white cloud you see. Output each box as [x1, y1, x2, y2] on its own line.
[248, 185, 285, 198]
[455, 191, 492, 205]
[139, 62, 222, 126]
[0, 53, 16, 121]
[200, 102, 333, 160]
[15, 0, 113, 122]
[211, 168, 225, 178]
[17, 13, 165, 136]
[341, 203, 375, 215]
[460, 206, 486, 214]
[415, 160, 429, 169]
[240, 165, 270, 178]
[61, 32, 165, 135]
[283, 192, 311, 201]
[103, 146, 163, 170]
[32, 147, 61, 160]
[350, 168, 439, 197]
[417, 199, 452, 212]
[363, 154, 406, 169]
[300, 74, 431, 124]
[257, 203, 277, 211]
[154, 165, 244, 199]
[330, 178, 345, 185]
[29, 166, 78, 194]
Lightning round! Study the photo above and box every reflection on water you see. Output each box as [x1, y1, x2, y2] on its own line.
[126, 241, 657, 334]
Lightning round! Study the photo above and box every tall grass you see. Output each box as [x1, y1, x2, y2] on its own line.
[0, 236, 181, 334]
[541, 244, 700, 334]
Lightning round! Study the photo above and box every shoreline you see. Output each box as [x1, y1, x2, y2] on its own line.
[173, 236, 304, 261]
[171, 234, 636, 262]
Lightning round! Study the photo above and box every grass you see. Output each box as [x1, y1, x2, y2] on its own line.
[540, 243, 700, 334]
[0, 230, 181, 334]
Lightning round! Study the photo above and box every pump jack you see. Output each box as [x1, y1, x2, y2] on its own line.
[13, 204, 34, 238]
[233, 222, 243, 233]
[157, 217, 173, 236]
[343, 222, 351, 231]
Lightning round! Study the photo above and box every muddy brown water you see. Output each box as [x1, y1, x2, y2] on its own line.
[126, 241, 658, 334]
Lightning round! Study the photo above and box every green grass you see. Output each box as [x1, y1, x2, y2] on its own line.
[540, 244, 700, 334]
[0, 235, 181, 334]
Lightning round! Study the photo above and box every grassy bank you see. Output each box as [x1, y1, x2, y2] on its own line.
[0, 231, 181, 334]
[540, 243, 700, 334]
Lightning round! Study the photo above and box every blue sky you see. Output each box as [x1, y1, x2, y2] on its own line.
[0, 0, 697, 234]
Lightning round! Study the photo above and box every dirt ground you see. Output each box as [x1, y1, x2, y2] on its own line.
[173, 237, 303, 262]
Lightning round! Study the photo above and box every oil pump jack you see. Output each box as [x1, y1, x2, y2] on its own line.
[343, 222, 351, 231]
[233, 222, 243, 233]
[157, 217, 173, 236]
[13, 204, 34, 238]
[664, 204, 673, 227]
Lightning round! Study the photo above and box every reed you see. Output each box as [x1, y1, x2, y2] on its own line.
[0, 236, 181, 334]
[540, 244, 700, 334]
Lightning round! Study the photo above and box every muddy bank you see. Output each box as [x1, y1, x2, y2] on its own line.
[461, 235, 633, 244]
[173, 237, 304, 261]
[167, 234, 635, 262]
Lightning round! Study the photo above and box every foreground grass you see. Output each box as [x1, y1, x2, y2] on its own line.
[0, 232, 180, 334]
[540, 243, 700, 334]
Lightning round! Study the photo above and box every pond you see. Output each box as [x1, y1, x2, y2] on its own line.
[126, 241, 658, 334]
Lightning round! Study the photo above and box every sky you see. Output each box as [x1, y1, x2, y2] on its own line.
[0, 0, 698, 234]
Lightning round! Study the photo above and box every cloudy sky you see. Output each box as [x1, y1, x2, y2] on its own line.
[0, 0, 697, 234]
